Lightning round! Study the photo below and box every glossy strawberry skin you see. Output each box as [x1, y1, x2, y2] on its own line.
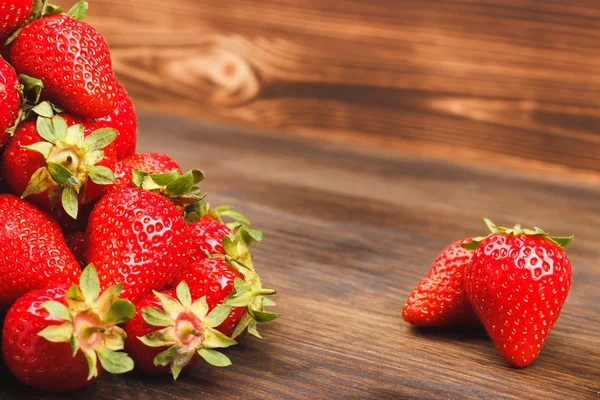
[2, 113, 117, 212]
[110, 152, 181, 191]
[93, 82, 137, 160]
[188, 215, 230, 263]
[173, 258, 246, 338]
[124, 289, 201, 375]
[465, 234, 572, 367]
[0, 194, 80, 309]
[2, 285, 99, 392]
[86, 188, 192, 302]
[0, 58, 21, 149]
[10, 14, 118, 118]
[0, 0, 33, 41]
[402, 238, 479, 327]
[65, 231, 87, 267]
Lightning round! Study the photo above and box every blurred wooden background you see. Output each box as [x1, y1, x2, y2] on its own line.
[61, 0, 599, 174]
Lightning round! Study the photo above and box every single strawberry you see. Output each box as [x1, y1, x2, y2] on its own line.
[172, 232, 278, 340]
[86, 187, 192, 302]
[124, 281, 237, 379]
[2, 265, 135, 392]
[0, 194, 80, 309]
[66, 231, 87, 266]
[2, 113, 118, 219]
[8, 2, 119, 118]
[92, 82, 137, 160]
[0, 57, 21, 149]
[463, 219, 573, 367]
[402, 238, 479, 327]
[0, 0, 33, 41]
[111, 152, 181, 191]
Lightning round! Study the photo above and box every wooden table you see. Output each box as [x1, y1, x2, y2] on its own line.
[1, 111, 599, 399]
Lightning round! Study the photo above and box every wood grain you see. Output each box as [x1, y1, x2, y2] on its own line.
[52, 0, 600, 175]
[2, 111, 599, 399]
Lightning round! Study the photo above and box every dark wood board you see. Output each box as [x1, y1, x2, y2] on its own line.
[54, 0, 600, 174]
[1, 111, 599, 399]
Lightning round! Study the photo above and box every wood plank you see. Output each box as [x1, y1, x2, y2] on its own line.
[2, 111, 599, 398]
[52, 0, 600, 174]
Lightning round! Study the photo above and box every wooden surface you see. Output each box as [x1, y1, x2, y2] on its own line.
[2, 111, 599, 399]
[54, 0, 600, 175]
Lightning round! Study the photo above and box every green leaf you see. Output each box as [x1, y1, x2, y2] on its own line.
[80, 264, 100, 304]
[231, 312, 253, 339]
[262, 298, 276, 307]
[96, 347, 134, 375]
[202, 328, 237, 349]
[83, 128, 118, 152]
[165, 171, 194, 196]
[132, 170, 148, 187]
[67, 1, 88, 20]
[47, 162, 79, 185]
[104, 299, 135, 325]
[154, 345, 178, 367]
[252, 310, 280, 323]
[95, 283, 123, 319]
[460, 241, 480, 250]
[61, 185, 79, 219]
[150, 170, 181, 186]
[204, 305, 232, 328]
[21, 167, 52, 198]
[42, 301, 72, 321]
[153, 291, 184, 320]
[551, 236, 574, 249]
[191, 296, 209, 320]
[103, 326, 126, 351]
[88, 165, 115, 185]
[18, 74, 44, 104]
[198, 348, 232, 367]
[483, 218, 498, 234]
[70, 335, 80, 356]
[86, 150, 105, 166]
[247, 320, 263, 339]
[141, 306, 174, 327]
[52, 115, 68, 142]
[176, 281, 192, 308]
[38, 322, 73, 343]
[23, 142, 53, 158]
[241, 228, 263, 243]
[82, 347, 99, 380]
[138, 327, 178, 348]
[36, 116, 57, 143]
[66, 284, 86, 313]
[31, 102, 55, 118]
[191, 169, 204, 184]
[220, 210, 251, 226]
[66, 124, 84, 147]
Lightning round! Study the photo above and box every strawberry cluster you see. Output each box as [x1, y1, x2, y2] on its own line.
[0, 1, 278, 392]
[402, 218, 573, 368]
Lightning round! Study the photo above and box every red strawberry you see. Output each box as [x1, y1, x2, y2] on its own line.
[124, 282, 237, 379]
[402, 238, 479, 327]
[0, 194, 80, 309]
[0, 57, 21, 149]
[0, 0, 33, 41]
[86, 187, 192, 302]
[93, 82, 137, 160]
[65, 231, 87, 266]
[9, 6, 118, 118]
[2, 113, 118, 220]
[463, 219, 573, 367]
[2, 265, 135, 392]
[111, 152, 181, 191]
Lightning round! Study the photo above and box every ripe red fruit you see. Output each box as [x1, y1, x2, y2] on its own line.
[2, 114, 118, 220]
[65, 231, 87, 266]
[402, 238, 479, 327]
[86, 188, 192, 302]
[93, 82, 137, 160]
[0, 0, 33, 41]
[111, 152, 181, 191]
[0, 58, 21, 149]
[9, 13, 118, 118]
[189, 215, 230, 261]
[2, 265, 135, 392]
[124, 282, 237, 379]
[463, 219, 573, 367]
[0, 194, 80, 309]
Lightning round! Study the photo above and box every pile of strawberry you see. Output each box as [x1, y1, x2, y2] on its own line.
[0, 0, 278, 393]
[402, 218, 573, 367]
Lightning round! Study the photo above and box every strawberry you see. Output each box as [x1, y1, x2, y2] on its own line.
[402, 238, 479, 327]
[2, 113, 118, 220]
[124, 281, 237, 379]
[0, 57, 21, 149]
[86, 187, 192, 302]
[2, 265, 135, 392]
[0, 194, 80, 309]
[8, 2, 119, 118]
[463, 219, 573, 367]
[0, 0, 33, 41]
[93, 82, 137, 160]
[111, 152, 181, 191]
[66, 231, 87, 266]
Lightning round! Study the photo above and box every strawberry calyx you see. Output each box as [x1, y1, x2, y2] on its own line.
[38, 265, 135, 380]
[132, 168, 206, 208]
[461, 218, 574, 250]
[138, 281, 237, 380]
[21, 114, 117, 219]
